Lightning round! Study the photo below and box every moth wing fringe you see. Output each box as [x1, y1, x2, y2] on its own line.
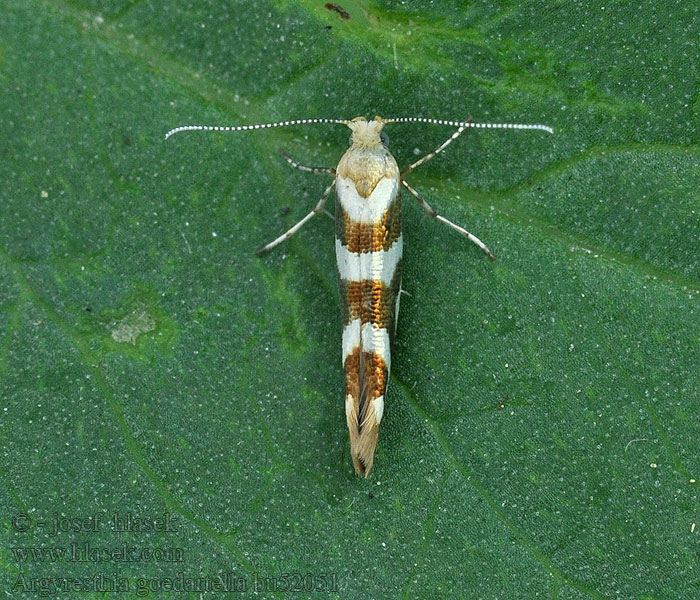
[346, 394, 380, 477]
[345, 348, 380, 477]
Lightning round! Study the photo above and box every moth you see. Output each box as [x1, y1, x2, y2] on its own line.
[166, 115, 552, 476]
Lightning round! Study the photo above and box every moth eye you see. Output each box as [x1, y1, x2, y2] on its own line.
[380, 131, 390, 146]
[348, 134, 353, 146]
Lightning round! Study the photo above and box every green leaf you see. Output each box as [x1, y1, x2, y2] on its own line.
[1, 1, 698, 598]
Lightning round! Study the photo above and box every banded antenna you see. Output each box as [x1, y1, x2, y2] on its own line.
[165, 116, 553, 140]
[165, 118, 350, 140]
[383, 117, 554, 134]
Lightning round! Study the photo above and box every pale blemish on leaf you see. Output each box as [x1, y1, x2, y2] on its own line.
[110, 309, 156, 344]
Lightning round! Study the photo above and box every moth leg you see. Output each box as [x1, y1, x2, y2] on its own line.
[401, 179, 495, 260]
[255, 180, 336, 255]
[279, 150, 335, 176]
[400, 117, 472, 178]
[279, 151, 335, 221]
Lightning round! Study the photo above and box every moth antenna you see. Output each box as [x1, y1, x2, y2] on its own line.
[165, 118, 351, 140]
[383, 117, 554, 134]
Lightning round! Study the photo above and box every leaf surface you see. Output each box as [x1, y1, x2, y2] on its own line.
[1, 1, 698, 598]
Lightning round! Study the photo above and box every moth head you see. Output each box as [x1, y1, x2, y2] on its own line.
[346, 116, 388, 149]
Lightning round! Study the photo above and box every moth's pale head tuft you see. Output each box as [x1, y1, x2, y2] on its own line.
[346, 116, 386, 149]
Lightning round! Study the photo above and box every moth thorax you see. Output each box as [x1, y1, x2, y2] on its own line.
[347, 116, 385, 149]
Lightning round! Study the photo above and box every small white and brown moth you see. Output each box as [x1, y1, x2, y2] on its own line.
[166, 115, 552, 476]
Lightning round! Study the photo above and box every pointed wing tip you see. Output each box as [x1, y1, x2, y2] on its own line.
[349, 417, 379, 477]
[352, 455, 375, 478]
